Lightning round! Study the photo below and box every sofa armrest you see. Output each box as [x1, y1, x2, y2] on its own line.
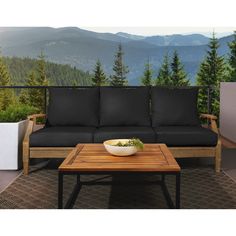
[23, 114, 46, 164]
[200, 113, 218, 134]
[28, 113, 46, 119]
[200, 113, 217, 120]
[23, 120, 34, 146]
[23, 114, 46, 145]
[28, 113, 46, 125]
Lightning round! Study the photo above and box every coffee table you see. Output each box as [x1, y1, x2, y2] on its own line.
[58, 143, 181, 209]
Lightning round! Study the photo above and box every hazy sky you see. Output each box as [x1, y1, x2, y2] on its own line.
[84, 27, 235, 37]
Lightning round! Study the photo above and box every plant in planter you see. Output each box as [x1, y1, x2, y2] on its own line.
[104, 138, 144, 156]
[0, 104, 38, 170]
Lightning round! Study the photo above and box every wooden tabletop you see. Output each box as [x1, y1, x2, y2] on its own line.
[59, 144, 180, 173]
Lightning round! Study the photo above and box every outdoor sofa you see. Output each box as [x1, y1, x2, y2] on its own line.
[23, 86, 221, 175]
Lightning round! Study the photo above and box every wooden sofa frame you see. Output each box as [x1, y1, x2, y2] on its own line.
[23, 113, 221, 175]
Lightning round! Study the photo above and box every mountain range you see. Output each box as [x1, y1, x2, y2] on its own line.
[0, 27, 234, 85]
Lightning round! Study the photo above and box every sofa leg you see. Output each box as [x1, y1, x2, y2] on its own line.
[215, 140, 222, 173]
[23, 142, 29, 175]
[23, 161, 29, 175]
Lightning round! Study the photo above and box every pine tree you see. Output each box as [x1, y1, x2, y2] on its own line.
[170, 50, 190, 86]
[92, 60, 107, 86]
[0, 56, 14, 110]
[141, 58, 153, 86]
[37, 51, 48, 86]
[19, 71, 38, 106]
[35, 52, 49, 112]
[228, 31, 236, 82]
[19, 52, 49, 112]
[197, 33, 227, 115]
[71, 80, 78, 86]
[110, 43, 129, 86]
[155, 54, 172, 86]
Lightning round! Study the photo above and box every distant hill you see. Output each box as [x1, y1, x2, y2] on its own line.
[3, 56, 92, 86]
[142, 34, 209, 46]
[116, 32, 146, 40]
[117, 32, 209, 46]
[0, 27, 234, 85]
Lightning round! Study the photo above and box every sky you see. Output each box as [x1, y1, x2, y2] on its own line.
[0, 1, 235, 38]
[84, 27, 235, 37]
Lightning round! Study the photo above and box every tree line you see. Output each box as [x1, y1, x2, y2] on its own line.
[0, 52, 92, 113]
[91, 31, 236, 116]
[3, 56, 92, 86]
[1, 31, 236, 115]
[0, 52, 49, 112]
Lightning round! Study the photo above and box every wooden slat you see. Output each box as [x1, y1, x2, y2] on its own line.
[66, 145, 84, 165]
[23, 120, 33, 175]
[59, 143, 180, 172]
[30, 147, 73, 158]
[60, 165, 179, 172]
[160, 144, 180, 166]
[169, 147, 215, 158]
[200, 113, 217, 120]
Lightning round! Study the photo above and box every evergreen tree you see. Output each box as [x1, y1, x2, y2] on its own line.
[0, 56, 14, 110]
[19, 52, 49, 112]
[4, 56, 92, 86]
[197, 33, 227, 115]
[37, 51, 48, 86]
[92, 60, 107, 86]
[71, 80, 79, 86]
[141, 58, 153, 86]
[19, 71, 38, 106]
[35, 52, 49, 112]
[228, 31, 236, 81]
[155, 54, 172, 86]
[110, 43, 129, 86]
[170, 50, 190, 86]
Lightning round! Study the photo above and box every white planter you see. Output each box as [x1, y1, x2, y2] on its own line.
[0, 120, 28, 170]
[220, 82, 236, 142]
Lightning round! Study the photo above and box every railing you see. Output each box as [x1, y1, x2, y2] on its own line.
[0, 85, 214, 114]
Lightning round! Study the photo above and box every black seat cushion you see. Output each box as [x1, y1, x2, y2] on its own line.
[154, 126, 218, 147]
[94, 126, 156, 143]
[30, 126, 96, 147]
[100, 87, 151, 126]
[47, 88, 99, 127]
[151, 87, 200, 127]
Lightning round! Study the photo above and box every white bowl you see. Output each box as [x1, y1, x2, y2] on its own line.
[103, 139, 138, 156]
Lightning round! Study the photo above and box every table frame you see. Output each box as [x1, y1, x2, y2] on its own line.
[58, 171, 181, 209]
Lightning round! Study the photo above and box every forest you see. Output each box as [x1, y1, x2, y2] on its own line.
[0, 31, 236, 121]
[3, 56, 92, 86]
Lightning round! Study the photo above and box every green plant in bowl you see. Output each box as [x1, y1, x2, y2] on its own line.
[104, 138, 144, 156]
[114, 138, 144, 150]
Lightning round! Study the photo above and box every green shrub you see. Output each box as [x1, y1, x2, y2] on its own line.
[0, 104, 38, 122]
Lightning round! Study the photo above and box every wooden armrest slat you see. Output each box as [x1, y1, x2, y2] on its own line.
[200, 114, 218, 134]
[23, 120, 34, 144]
[28, 114, 46, 120]
[200, 113, 217, 120]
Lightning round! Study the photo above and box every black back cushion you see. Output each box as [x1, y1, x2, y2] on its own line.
[151, 87, 200, 127]
[47, 88, 99, 126]
[100, 87, 151, 126]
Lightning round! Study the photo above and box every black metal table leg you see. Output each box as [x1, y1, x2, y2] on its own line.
[58, 172, 63, 209]
[176, 172, 181, 209]
[161, 174, 175, 209]
[161, 174, 165, 182]
[160, 172, 181, 209]
[77, 174, 80, 184]
[58, 171, 181, 209]
[64, 174, 82, 209]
